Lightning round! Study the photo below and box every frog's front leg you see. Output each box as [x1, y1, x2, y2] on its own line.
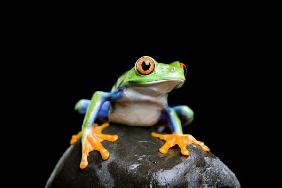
[152, 107, 209, 156]
[72, 90, 123, 169]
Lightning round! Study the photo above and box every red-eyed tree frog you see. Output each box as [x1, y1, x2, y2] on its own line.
[71, 56, 209, 169]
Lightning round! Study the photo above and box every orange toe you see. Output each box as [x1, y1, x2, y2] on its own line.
[152, 132, 209, 156]
[80, 122, 118, 169]
[70, 131, 82, 145]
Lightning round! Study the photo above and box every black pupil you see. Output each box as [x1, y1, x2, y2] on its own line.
[142, 61, 151, 71]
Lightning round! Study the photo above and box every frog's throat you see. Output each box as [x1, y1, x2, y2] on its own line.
[127, 79, 185, 89]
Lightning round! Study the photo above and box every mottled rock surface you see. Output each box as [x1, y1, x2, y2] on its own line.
[46, 124, 240, 188]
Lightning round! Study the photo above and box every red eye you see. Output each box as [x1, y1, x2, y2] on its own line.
[135, 56, 156, 75]
[180, 63, 187, 76]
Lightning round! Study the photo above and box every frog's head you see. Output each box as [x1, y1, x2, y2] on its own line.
[115, 56, 187, 93]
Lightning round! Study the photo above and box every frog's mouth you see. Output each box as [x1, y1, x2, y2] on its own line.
[128, 80, 185, 95]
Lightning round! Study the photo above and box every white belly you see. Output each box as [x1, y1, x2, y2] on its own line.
[109, 85, 168, 126]
[109, 102, 162, 126]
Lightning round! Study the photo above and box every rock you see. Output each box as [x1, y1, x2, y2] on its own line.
[46, 124, 240, 188]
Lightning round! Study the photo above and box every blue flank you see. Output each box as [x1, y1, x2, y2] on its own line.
[75, 89, 191, 135]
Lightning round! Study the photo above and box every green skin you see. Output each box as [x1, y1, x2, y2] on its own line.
[76, 60, 193, 140]
[74, 57, 201, 168]
[112, 61, 185, 90]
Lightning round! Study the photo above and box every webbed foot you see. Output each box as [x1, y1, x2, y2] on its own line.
[71, 122, 118, 169]
[151, 132, 209, 155]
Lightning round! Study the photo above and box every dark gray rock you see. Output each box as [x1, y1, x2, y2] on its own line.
[46, 124, 240, 188]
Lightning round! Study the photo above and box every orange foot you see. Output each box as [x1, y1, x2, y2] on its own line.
[71, 122, 118, 169]
[151, 132, 209, 156]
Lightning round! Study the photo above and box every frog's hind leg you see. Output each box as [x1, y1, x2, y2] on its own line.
[173, 105, 194, 126]
[75, 99, 111, 117]
[74, 99, 111, 117]
[75, 99, 90, 114]
[157, 105, 194, 132]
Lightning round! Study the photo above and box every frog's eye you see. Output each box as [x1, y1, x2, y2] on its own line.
[135, 56, 156, 75]
[180, 63, 187, 76]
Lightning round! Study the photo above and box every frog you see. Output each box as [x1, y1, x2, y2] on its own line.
[71, 56, 209, 169]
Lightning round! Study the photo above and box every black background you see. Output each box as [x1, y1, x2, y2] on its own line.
[36, 38, 255, 186]
[4, 4, 275, 187]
